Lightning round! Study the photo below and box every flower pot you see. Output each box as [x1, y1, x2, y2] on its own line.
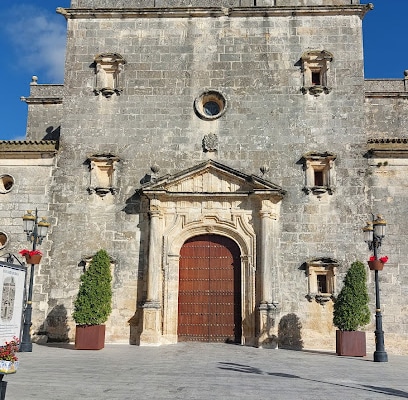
[0, 360, 19, 374]
[368, 260, 384, 271]
[75, 325, 105, 350]
[336, 330, 366, 357]
[25, 254, 42, 264]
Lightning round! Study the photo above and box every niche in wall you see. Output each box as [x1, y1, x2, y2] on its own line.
[87, 154, 120, 197]
[93, 53, 126, 98]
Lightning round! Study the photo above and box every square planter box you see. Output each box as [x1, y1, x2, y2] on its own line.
[75, 325, 105, 350]
[0, 360, 19, 374]
[336, 330, 366, 357]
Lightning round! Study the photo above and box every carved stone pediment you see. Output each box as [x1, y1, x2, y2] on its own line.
[139, 160, 285, 199]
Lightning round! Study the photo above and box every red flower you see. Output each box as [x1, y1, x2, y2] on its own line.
[19, 249, 43, 257]
[0, 337, 20, 361]
[369, 255, 389, 264]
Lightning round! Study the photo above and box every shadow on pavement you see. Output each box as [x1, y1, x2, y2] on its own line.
[218, 362, 408, 398]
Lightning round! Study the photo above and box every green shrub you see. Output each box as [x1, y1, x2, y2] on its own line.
[333, 261, 370, 331]
[72, 249, 112, 326]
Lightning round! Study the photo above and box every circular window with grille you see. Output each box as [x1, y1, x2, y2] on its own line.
[194, 91, 227, 121]
[0, 175, 15, 193]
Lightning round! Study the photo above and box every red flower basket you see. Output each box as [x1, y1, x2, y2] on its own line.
[19, 249, 43, 265]
[368, 256, 388, 271]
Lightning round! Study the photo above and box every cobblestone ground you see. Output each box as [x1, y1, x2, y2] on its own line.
[2, 343, 408, 399]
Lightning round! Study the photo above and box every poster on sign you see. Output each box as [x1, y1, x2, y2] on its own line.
[0, 262, 26, 344]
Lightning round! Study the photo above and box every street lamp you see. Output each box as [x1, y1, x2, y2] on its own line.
[362, 214, 388, 362]
[20, 209, 50, 352]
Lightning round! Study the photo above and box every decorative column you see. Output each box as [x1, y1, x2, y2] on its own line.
[257, 200, 280, 348]
[140, 198, 162, 345]
[259, 209, 273, 303]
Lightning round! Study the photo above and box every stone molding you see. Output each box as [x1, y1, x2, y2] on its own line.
[0, 141, 59, 159]
[20, 97, 63, 105]
[57, 4, 373, 20]
[365, 92, 408, 99]
[367, 139, 408, 159]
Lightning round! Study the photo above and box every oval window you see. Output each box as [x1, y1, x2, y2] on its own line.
[0, 175, 15, 194]
[194, 91, 227, 121]
[0, 232, 9, 249]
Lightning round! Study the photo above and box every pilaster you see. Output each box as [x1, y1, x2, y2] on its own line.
[140, 198, 163, 345]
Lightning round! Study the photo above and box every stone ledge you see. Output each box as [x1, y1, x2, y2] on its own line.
[365, 92, 408, 99]
[367, 139, 408, 158]
[21, 97, 63, 105]
[57, 5, 372, 19]
[0, 140, 59, 159]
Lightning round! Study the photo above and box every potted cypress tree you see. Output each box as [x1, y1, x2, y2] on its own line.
[73, 249, 112, 350]
[333, 261, 370, 357]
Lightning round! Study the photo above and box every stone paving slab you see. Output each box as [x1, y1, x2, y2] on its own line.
[2, 343, 408, 399]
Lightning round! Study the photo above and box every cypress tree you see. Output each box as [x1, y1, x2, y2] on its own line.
[73, 249, 112, 326]
[333, 261, 370, 331]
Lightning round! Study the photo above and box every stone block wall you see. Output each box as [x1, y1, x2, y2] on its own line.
[365, 79, 408, 140]
[46, 5, 370, 348]
[0, 152, 56, 335]
[22, 81, 64, 141]
[364, 156, 408, 354]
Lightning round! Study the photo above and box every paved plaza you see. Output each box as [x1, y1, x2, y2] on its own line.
[2, 343, 408, 399]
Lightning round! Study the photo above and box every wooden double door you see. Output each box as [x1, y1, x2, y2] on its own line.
[178, 234, 242, 343]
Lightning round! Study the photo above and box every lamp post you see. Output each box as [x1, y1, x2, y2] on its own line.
[363, 214, 388, 363]
[20, 209, 50, 352]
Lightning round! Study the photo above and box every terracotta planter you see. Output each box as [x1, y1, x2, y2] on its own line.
[75, 325, 105, 350]
[336, 330, 366, 357]
[25, 254, 42, 264]
[368, 260, 384, 271]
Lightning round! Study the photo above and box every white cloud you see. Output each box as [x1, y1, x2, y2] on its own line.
[2, 5, 66, 83]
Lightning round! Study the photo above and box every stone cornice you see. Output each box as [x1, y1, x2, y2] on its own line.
[57, 4, 372, 20]
[20, 97, 63, 105]
[0, 140, 59, 159]
[365, 92, 408, 99]
[367, 139, 408, 158]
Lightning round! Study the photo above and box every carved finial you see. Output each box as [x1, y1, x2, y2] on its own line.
[404, 70, 408, 77]
[260, 164, 269, 175]
[150, 164, 160, 174]
[56, 7, 68, 17]
[31, 76, 38, 85]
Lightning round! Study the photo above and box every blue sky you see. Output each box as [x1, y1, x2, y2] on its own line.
[0, 0, 406, 141]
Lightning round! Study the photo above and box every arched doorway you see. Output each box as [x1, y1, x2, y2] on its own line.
[178, 234, 242, 343]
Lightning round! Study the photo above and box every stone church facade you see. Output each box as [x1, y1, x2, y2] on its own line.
[1, 0, 408, 353]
